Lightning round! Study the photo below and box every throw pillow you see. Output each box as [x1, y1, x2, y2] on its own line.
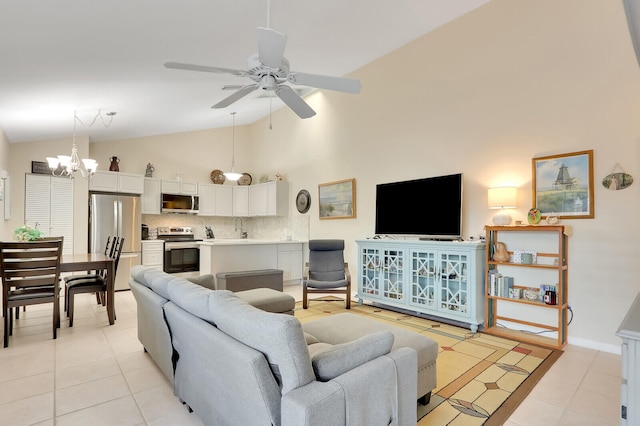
[311, 331, 394, 382]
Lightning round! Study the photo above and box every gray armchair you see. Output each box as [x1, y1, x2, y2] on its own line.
[303, 239, 351, 309]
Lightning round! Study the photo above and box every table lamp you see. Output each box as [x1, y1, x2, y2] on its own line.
[488, 187, 517, 225]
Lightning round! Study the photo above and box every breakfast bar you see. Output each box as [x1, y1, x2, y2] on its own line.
[199, 239, 305, 286]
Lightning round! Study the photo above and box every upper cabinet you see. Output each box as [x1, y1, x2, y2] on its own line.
[198, 181, 289, 217]
[161, 179, 198, 195]
[233, 186, 249, 217]
[89, 171, 144, 194]
[249, 181, 289, 217]
[142, 178, 161, 215]
[198, 183, 233, 217]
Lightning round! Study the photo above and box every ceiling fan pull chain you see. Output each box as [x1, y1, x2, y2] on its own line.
[269, 97, 273, 130]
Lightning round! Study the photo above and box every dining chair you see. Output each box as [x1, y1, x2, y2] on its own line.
[64, 236, 113, 313]
[0, 238, 63, 347]
[302, 239, 351, 309]
[66, 237, 123, 327]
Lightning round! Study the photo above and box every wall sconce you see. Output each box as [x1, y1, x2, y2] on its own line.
[488, 187, 517, 225]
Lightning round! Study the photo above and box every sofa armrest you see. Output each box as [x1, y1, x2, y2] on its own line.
[281, 347, 417, 426]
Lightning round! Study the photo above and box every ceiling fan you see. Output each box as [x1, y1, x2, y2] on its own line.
[164, 26, 361, 119]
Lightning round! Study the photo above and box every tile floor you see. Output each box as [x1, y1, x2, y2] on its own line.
[0, 284, 622, 425]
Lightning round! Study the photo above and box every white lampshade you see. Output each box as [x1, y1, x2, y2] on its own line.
[488, 187, 517, 225]
[488, 187, 517, 209]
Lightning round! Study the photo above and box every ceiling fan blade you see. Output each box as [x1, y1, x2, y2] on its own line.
[275, 85, 316, 119]
[212, 84, 259, 109]
[288, 72, 361, 94]
[164, 62, 246, 77]
[257, 27, 287, 69]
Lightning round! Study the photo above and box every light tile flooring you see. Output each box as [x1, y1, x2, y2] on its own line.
[0, 284, 622, 425]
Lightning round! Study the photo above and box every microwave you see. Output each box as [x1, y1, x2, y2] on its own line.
[161, 194, 199, 214]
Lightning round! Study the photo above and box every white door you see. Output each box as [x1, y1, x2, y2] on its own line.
[25, 174, 74, 254]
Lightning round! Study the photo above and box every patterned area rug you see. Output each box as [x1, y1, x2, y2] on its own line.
[295, 297, 563, 426]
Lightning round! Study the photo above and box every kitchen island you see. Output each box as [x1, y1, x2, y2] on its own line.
[199, 239, 305, 285]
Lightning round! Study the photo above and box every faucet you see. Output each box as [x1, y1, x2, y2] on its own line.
[235, 217, 247, 238]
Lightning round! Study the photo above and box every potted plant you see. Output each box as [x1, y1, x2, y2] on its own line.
[14, 225, 43, 241]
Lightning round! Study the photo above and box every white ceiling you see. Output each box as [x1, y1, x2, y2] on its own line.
[0, 0, 490, 143]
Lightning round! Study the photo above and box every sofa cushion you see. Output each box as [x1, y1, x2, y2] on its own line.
[167, 278, 216, 324]
[130, 266, 173, 300]
[187, 274, 216, 290]
[310, 331, 394, 382]
[304, 332, 320, 345]
[208, 291, 315, 394]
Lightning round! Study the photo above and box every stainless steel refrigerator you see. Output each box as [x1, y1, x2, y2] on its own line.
[89, 193, 141, 290]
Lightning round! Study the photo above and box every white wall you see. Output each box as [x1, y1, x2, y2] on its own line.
[3, 0, 638, 350]
[0, 128, 10, 238]
[246, 0, 640, 351]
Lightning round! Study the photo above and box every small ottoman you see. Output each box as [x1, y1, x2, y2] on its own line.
[301, 312, 438, 403]
[236, 288, 296, 315]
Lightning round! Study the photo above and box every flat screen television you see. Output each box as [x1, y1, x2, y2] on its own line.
[375, 173, 463, 240]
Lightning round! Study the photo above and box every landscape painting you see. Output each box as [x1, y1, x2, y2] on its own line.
[318, 178, 356, 220]
[532, 150, 594, 219]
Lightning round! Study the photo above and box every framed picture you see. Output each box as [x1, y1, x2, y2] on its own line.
[318, 178, 356, 220]
[532, 150, 594, 219]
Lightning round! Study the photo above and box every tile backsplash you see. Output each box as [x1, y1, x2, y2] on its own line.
[142, 214, 310, 242]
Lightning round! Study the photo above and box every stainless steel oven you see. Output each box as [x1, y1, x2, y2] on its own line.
[157, 227, 201, 273]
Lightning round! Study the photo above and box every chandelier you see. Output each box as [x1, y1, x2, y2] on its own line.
[223, 112, 243, 181]
[46, 110, 116, 179]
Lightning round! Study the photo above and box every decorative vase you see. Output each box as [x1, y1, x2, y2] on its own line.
[109, 156, 120, 172]
[492, 242, 510, 262]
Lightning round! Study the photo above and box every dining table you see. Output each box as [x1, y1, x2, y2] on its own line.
[60, 252, 116, 325]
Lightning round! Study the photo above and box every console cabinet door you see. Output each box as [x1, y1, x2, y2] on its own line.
[438, 251, 471, 317]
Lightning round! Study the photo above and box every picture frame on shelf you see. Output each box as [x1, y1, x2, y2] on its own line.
[532, 150, 594, 219]
[318, 178, 356, 220]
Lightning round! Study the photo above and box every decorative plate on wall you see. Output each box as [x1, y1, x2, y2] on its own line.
[238, 173, 252, 186]
[296, 189, 311, 213]
[210, 169, 225, 184]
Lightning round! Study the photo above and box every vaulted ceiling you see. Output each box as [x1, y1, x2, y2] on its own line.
[0, 0, 490, 143]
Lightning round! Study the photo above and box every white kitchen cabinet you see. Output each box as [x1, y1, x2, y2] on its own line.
[357, 239, 485, 332]
[142, 178, 161, 214]
[199, 183, 234, 216]
[248, 183, 268, 216]
[161, 179, 198, 195]
[216, 185, 233, 216]
[25, 174, 74, 254]
[200, 240, 304, 284]
[89, 170, 144, 194]
[248, 181, 289, 217]
[141, 240, 164, 270]
[278, 243, 303, 283]
[233, 186, 249, 217]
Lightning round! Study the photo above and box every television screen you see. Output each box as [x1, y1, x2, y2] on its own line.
[375, 173, 463, 239]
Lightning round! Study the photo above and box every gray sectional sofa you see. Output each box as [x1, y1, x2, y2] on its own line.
[129, 266, 419, 426]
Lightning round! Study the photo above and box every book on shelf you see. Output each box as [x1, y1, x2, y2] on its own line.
[488, 270, 514, 297]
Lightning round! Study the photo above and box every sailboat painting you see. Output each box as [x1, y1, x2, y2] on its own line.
[532, 150, 594, 219]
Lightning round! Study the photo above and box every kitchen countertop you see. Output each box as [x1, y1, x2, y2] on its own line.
[199, 239, 304, 246]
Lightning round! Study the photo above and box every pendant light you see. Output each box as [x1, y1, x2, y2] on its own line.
[223, 112, 243, 181]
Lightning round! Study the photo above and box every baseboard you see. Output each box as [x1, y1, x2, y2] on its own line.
[568, 336, 621, 354]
